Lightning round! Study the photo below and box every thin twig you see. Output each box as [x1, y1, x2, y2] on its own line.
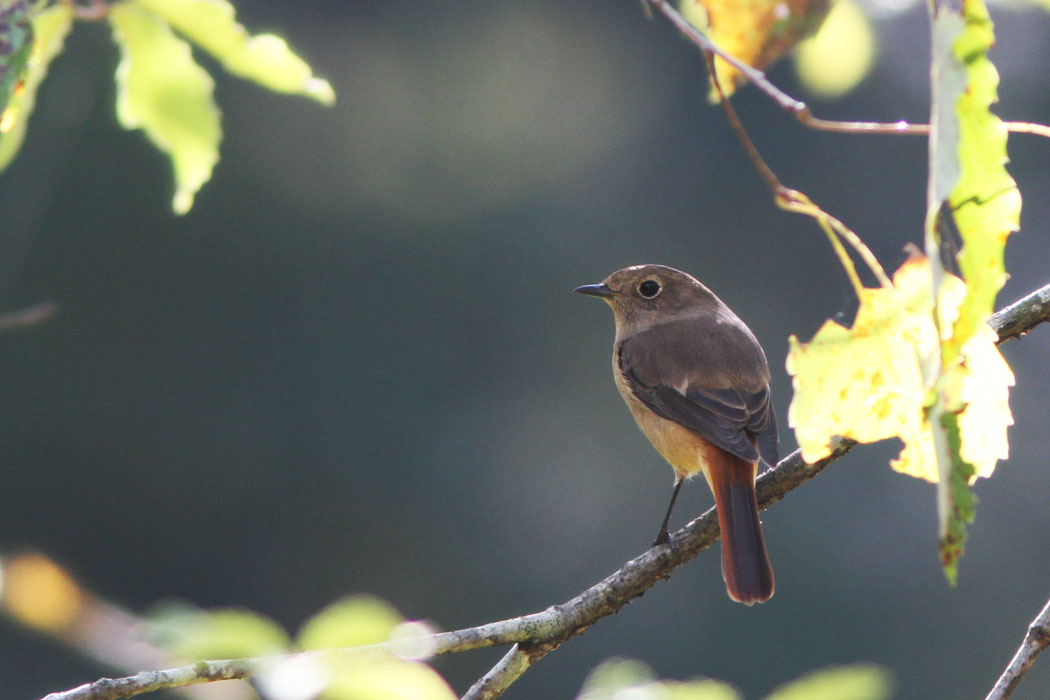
[40, 659, 257, 700]
[461, 644, 546, 700]
[697, 20, 891, 293]
[989, 282, 1050, 343]
[0, 301, 57, 330]
[703, 51, 782, 193]
[984, 596, 1050, 700]
[37, 283, 1050, 700]
[644, 0, 1050, 140]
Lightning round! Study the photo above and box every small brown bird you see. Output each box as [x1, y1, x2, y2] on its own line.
[576, 264, 777, 604]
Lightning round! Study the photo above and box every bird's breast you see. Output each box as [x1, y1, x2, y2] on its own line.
[611, 352, 714, 482]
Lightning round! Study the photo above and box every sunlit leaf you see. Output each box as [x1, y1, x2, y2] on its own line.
[787, 254, 939, 473]
[577, 658, 656, 699]
[109, 3, 221, 215]
[794, 0, 874, 99]
[150, 604, 290, 660]
[680, 0, 831, 98]
[576, 658, 740, 700]
[323, 655, 457, 700]
[925, 0, 1019, 578]
[132, 0, 334, 105]
[763, 664, 892, 700]
[297, 594, 403, 650]
[0, 552, 83, 632]
[948, 0, 1019, 342]
[0, 3, 73, 171]
[0, 0, 32, 114]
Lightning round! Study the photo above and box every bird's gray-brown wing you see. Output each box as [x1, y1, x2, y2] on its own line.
[617, 319, 779, 466]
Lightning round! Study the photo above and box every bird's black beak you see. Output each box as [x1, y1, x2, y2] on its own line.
[574, 283, 615, 299]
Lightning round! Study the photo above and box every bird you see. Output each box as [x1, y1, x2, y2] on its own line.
[576, 264, 778, 604]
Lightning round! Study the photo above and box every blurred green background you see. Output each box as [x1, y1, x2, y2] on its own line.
[1, 1, 1049, 698]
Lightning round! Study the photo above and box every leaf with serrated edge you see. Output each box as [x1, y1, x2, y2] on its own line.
[0, 1, 33, 114]
[109, 4, 221, 215]
[926, 0, 1019, 577]
[0, 4, 73, 171]
[787, 254, 939, 478]
[132, 0, 334, 105]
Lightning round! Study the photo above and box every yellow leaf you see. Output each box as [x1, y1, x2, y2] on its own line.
[109, 3, 221, 215]
[786, 254, 938, 474]
[151, 605, 290, 660]
[132, 0, 334, 105]
[324, 655, 457, 700]
[788, 253, 1014, 490]
[1, 552, 83, 633]
[794, 0, 875, 99]
[0, 3, 73, 171]
[680, 0, 832, 98]
[954, 323, 1014, 477]
[297, 594, 403, 650]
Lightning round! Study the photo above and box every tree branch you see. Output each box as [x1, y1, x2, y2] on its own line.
[644, 0, 1050, 140]
[984, 596, 1050, 700]
[0, 301, 57, 330]
[460, 643, 548, 700]
[989, 283, 1050, 343]
[37, 281, 1050, 700]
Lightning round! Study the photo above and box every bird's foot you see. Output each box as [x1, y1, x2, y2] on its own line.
[652, 528, 679, 554]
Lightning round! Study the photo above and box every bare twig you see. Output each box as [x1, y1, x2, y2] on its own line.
[0, 301, 57, 330]
[40, 660, 256, 700]
[461, 644, 547, 700]
[984, 596, 1050, 700]
[37, 283, 1050, 700]
[989, 283, 1050, 343]
[644, 0, 1050, 140]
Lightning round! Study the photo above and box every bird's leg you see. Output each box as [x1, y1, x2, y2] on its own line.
[653, 478, 684, 550]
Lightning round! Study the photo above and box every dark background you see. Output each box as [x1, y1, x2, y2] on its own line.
[2, 1, 1049, 698]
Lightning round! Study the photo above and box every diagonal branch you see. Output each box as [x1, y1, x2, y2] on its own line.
[984, 596, 1050, 700]
[37, 281, 1050, 700]
[644, 0, 1050, 140]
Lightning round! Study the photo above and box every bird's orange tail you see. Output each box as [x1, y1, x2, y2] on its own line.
[705, 449, 774, 605]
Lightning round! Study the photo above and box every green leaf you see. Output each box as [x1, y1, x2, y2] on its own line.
[576, 659, 740, 700]
[323, 655, 457, 700]
[949, 0, 1020, 340]
[938, 411, 976, 585]
[577, 658, 656, 699]
[131, 0, 334, 105]
[763, 664, 892, 700]
[0, 0, 33, 114]
[0, 2, 72, 171]
[925, 0, 1019, 580]
[149, 604, 290, 660]
[109, 3, 221, 215]
[297, 594, 404, 650]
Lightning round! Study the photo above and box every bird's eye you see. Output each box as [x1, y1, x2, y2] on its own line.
[638, 280, 661, 298]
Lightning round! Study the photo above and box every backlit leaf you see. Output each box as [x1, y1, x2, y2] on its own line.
[794, 0, 874, 99]
[323, 655, 457, 700]
[787, 252, 1012, 502]
[132, 0, 334, 105]
[109, 3, 221, 214]
[925, 0, 1019, 578]
[0, 0, 32, 114]
[577, 658, 740, 700]
[680, 0, 831, 98]
[787, 254, 938, 473]
[763, 664, 892, 700]
[297, 594, 403, 650]
[0, 3, 73, 171]
[149, 604, 290, 660]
